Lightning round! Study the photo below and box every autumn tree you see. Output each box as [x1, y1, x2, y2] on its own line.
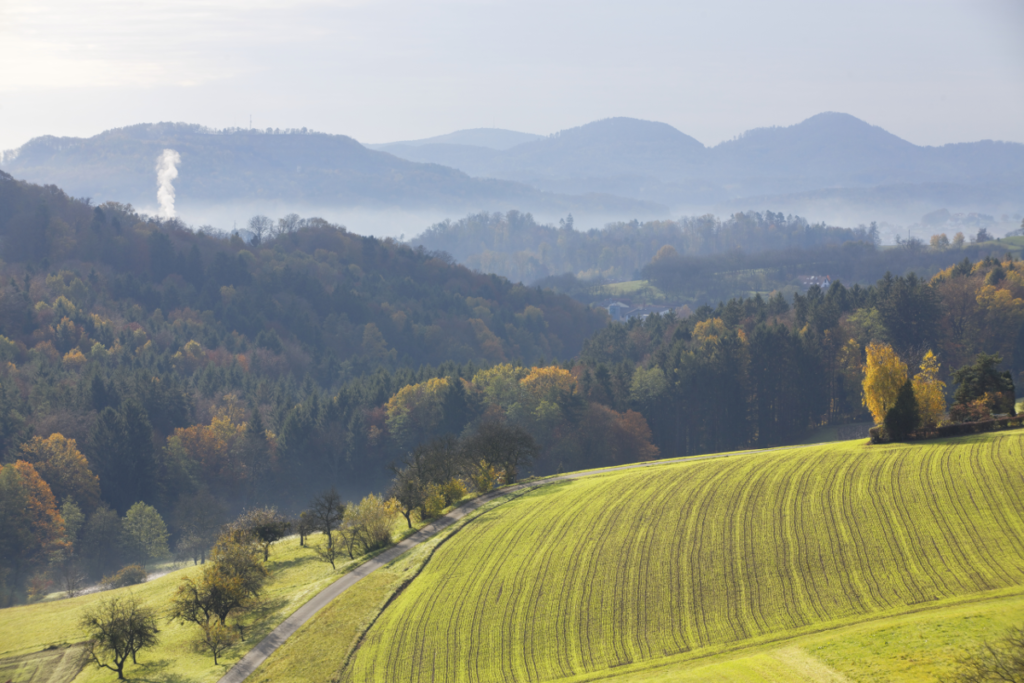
[862, 342, 908, 425]
[0, 461, 66, 602]
[952, 353, 1017, 418]
[348, 494, 399, 553]
[385, 377, 450, 451]
[18, 434, 101, 512]
[80, 592, 160, 680]
[174, 532, 269, 627]
[912, 350, 947, 429]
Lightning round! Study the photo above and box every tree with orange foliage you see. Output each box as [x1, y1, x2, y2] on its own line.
[19, 434, 102, 512]
[0, 461, 66, 602]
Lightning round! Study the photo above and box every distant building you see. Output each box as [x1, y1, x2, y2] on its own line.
[605, 301, 632, 322]
[796, 275, 831, 290]
[600, 300, 673, 322]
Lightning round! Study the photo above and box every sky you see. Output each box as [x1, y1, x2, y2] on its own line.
[1, 0, 1022, 153]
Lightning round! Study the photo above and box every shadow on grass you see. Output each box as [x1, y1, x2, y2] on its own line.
[120, 658, 204, 683]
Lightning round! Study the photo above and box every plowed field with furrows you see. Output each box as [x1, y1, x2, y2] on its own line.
[343, 435, 1024, 682]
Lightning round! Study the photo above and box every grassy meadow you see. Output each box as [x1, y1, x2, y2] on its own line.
[0, 534, 372, 683]
[343, 433, 1024, 682]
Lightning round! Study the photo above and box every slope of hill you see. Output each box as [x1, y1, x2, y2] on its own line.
[380, 113, 1024, 215]
[0, 123, 662, 215]
[371, 127, 543, 150]
[343, 433, 1024, 682]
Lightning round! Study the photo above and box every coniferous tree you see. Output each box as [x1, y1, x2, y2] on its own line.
[884, 379, 919, 441]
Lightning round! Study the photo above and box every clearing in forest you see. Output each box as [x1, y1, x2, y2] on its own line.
[343, 433, 1024, 682]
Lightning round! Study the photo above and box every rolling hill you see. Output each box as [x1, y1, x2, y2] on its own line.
[0, 123, 663, 216]
[375, 113, 1024, 220]
[342, 433, 1024, 682]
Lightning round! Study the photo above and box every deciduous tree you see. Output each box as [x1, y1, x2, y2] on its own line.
[862, 342, 908, 425]
[18, 434, 101, 512]
[912, 350, 946, 429]
[80, 593, 160, 680]
[122, 502, 170, 569]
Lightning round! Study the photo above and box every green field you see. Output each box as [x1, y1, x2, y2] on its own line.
[0, 535, 370, 683]
[343, 433, 1024, 682]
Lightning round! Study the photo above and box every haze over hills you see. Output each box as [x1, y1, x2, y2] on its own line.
[0, 123, 662, 224]
[371, 127, 544, 150]
[378, 113, 1024, 225]
[2, 114, 1021, 235]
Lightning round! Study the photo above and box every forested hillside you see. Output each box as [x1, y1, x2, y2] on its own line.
[2, 169, 1022, 608]
[0, 171, 633, 603]
[414, 209, 1010, 298]
[573, 254, 1023, 456]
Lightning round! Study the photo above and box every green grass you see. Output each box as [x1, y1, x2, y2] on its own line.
[0, 535, 373, 683]
[249, 488, 531, 683]
[0, 646, 86, 683]
[600, 280, 667, 302]
[343, 432, 1024, 682]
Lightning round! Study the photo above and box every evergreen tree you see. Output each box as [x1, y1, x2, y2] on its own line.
[884, 379, 919, 441]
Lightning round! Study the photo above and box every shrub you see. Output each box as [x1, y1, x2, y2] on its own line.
[104, 564, 147, 588]
[472, 460, 499, 493]
[422, 484, 446, 519]
[440, 478, 468, 505]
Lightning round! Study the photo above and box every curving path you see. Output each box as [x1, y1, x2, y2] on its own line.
[218, 446, 783, 683]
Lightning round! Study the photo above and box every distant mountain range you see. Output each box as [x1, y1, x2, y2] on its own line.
[372, 114, 1024, 221]
[2, 114, 1021, 228]
[0, 123, 661, 217]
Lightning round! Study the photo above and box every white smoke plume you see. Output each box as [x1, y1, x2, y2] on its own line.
[156, 149, 181, 219]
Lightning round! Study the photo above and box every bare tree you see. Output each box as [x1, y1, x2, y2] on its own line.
[248, 215, 272, 247]
[313, 530, 344, 569]
[944, 623, 1024, 682]
[388, 467, 426, 528]
[308, 488, 346, 550]
[50, 548, 86, 598]
[273, 213, 301, 238]
[296, 510, 314, 547]
[80, 592, 160, 680]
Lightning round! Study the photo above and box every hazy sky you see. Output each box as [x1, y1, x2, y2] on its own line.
[1, 0, 1022, 152]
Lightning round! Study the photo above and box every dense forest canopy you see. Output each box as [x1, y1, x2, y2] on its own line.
[414, 210, 1012, 306]
[413, 210, 877, 284]
[1, 169, 1022, 606]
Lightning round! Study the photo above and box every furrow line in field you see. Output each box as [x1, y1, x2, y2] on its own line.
[938, 444, 1000, 591]
[965, 446, 1024, 586]
[820, 450, 870, 615]
[687, 459, 746, 649]
[787, 450, 829, 624]
[982, 445, 1024, 560]
[742, 452, 789, 635]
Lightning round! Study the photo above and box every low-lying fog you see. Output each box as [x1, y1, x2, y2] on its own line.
[160, 201, 1022, 250]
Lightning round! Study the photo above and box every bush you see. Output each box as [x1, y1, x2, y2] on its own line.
[104, 564, 147, 588]
[422, 484, 446, 519]
[440, 478, 468, 505]
[472, 460, 500, 493]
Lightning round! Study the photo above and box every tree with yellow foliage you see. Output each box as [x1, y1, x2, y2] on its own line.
[912, 350, 946, 429]
[862, 342, 908, 425]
